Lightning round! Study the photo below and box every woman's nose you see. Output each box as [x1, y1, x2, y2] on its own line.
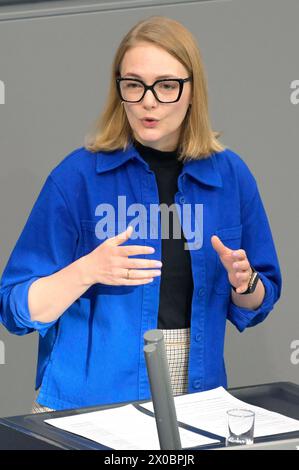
[141, 88, 158, 107]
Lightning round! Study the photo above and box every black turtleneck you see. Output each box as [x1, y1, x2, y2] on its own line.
[133, 139, 194, 329]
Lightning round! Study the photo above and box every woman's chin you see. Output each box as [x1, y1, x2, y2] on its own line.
[135, 129, 162, 144]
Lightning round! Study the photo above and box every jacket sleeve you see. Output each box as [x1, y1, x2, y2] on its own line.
[0, 175, 79, 337]
[227, 183, 282, 332]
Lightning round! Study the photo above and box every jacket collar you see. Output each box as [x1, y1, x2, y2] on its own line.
[95, 142, 223, 188]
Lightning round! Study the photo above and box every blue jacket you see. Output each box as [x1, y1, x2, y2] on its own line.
[0, 143, 282, 410]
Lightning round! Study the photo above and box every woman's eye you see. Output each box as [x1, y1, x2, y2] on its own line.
[126, 83, 142, 88]
[158, 82, 178, 90]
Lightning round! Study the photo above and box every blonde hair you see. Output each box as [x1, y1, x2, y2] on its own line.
[85, 16, 225, 161]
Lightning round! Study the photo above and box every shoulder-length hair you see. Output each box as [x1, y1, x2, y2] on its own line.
[85, 16, 225, 161]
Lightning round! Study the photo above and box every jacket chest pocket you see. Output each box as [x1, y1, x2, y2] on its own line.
[213, 224, 243, 295]
[79, 220, 102, 256]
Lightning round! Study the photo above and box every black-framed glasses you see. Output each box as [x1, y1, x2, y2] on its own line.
[116, 77, 192, 103]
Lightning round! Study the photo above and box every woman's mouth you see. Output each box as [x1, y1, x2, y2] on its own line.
[141, 118, 159, 128]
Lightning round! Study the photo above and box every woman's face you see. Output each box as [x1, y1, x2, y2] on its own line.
[120, 42, 192, 151]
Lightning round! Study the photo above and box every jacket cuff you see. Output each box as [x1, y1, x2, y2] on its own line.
[227, 272, 275, 332]
[9, 278, 57, 338]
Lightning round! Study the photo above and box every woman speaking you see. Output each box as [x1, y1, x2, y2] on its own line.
[0, 16, 281, 412]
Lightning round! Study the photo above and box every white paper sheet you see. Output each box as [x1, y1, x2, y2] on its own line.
[44, 403, 219, 450]
[142, 386, 299, 438]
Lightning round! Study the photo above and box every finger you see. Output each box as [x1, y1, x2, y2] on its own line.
[117, 245, 155, 256]
[235, 271, 251, 281]
[119, 258, 163, 269]
[211, 235, 232, 257]
[120, 268, 162, 280]
[109, 226, 134, 246]
[121, 278, 155, 286]
[232, 260, 251, 271]
[231, 249, 246, 260]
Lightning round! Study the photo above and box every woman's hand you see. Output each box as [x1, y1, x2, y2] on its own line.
[81, 226, 162, 286]
[211, 235, 252, 294]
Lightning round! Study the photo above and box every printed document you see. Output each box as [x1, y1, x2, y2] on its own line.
[142, 386, 299, 438]
[45, 403, 219, 450]
[45, 386, 299, 449]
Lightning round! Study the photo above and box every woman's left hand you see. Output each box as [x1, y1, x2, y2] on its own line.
[211, 235, 252, 294]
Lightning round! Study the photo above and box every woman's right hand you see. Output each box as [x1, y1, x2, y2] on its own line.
[81, 226, 162, 286]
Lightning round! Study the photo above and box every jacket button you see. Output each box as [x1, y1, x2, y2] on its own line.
[195, 334, 201, 342]
[179, 196, 185, 204]
[197, 288, 205, 297]
[193, 380, 201, 389]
